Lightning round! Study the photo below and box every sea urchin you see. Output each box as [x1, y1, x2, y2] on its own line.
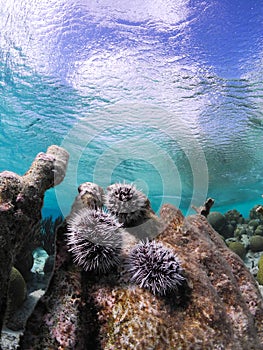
[105, 183, 150, 226]
[66, 208, 123, 273]
[126, 240, 185, 295]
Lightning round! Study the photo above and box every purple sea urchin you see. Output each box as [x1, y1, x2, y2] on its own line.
[126, 240, 185, 295]
[105, 183, 150, 226]
[66, 208, 123, 273]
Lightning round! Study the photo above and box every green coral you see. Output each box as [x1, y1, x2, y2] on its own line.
[257, 267, 263, 285]
[207, 212, 227, 236]
[6, 267, 27, 320]
[249, 235, 263, 252]
[248, 219, 260, 229]
[228, 241, 246, 260]
[255, 225, 263, 236]
[258, 255, 263, 270]
[256, 255, 263, 285]
[14, 252, 34, 281]
[224, 209, 245, 227]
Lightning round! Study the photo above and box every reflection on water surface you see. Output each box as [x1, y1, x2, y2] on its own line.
[0, 0, 262, 216]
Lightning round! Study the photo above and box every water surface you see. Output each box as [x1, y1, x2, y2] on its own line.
[0, 0, 262, 217]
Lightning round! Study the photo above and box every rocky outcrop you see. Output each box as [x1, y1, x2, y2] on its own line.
[19, 187, 263, 349]
[0, 145, 69, 331]
[19, 182, 106, 350]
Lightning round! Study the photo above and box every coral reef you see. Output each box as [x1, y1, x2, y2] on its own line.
[234, 223, 254, 239]
[255, 225, 263, 236]
[222, 209, 245, 238]
[256, 206, 263, 216]
[257, 269, 263, 285]
[223, 206, 263, 268]
[19, 190, 263, 349]
[225, 208, 245, 227]
[205, 206, 263, 294]
[43, 255, 55, 275]
[0, 145, 69, 331]
[0, 146, 261, 350]
[14, 251, 34, 282]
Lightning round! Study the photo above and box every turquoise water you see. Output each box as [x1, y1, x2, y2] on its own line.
[0, 0, 262, 218]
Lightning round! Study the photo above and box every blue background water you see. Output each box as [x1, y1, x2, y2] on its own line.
[0, 0, 262, 218]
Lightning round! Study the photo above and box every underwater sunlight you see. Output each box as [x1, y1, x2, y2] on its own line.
[0, 0, 262, 218]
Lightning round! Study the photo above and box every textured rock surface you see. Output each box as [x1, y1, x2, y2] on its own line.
[18, 184, 101, 349]
[19, 193, 263, 349]
[0, 145, 69, 332]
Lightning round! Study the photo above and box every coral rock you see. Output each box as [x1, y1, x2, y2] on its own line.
[0, 145, 69, 331]
[20, 199, 263, 349]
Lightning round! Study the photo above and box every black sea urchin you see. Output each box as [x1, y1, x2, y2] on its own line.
[66, 208, 123, 273]
[126, 240, 185, 295]
[105, 183, 150, 226]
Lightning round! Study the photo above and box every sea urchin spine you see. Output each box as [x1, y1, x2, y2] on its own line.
[126, 240, 185, 295]
[105, 183, 150, 226]
[66, 208, 123, 273]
